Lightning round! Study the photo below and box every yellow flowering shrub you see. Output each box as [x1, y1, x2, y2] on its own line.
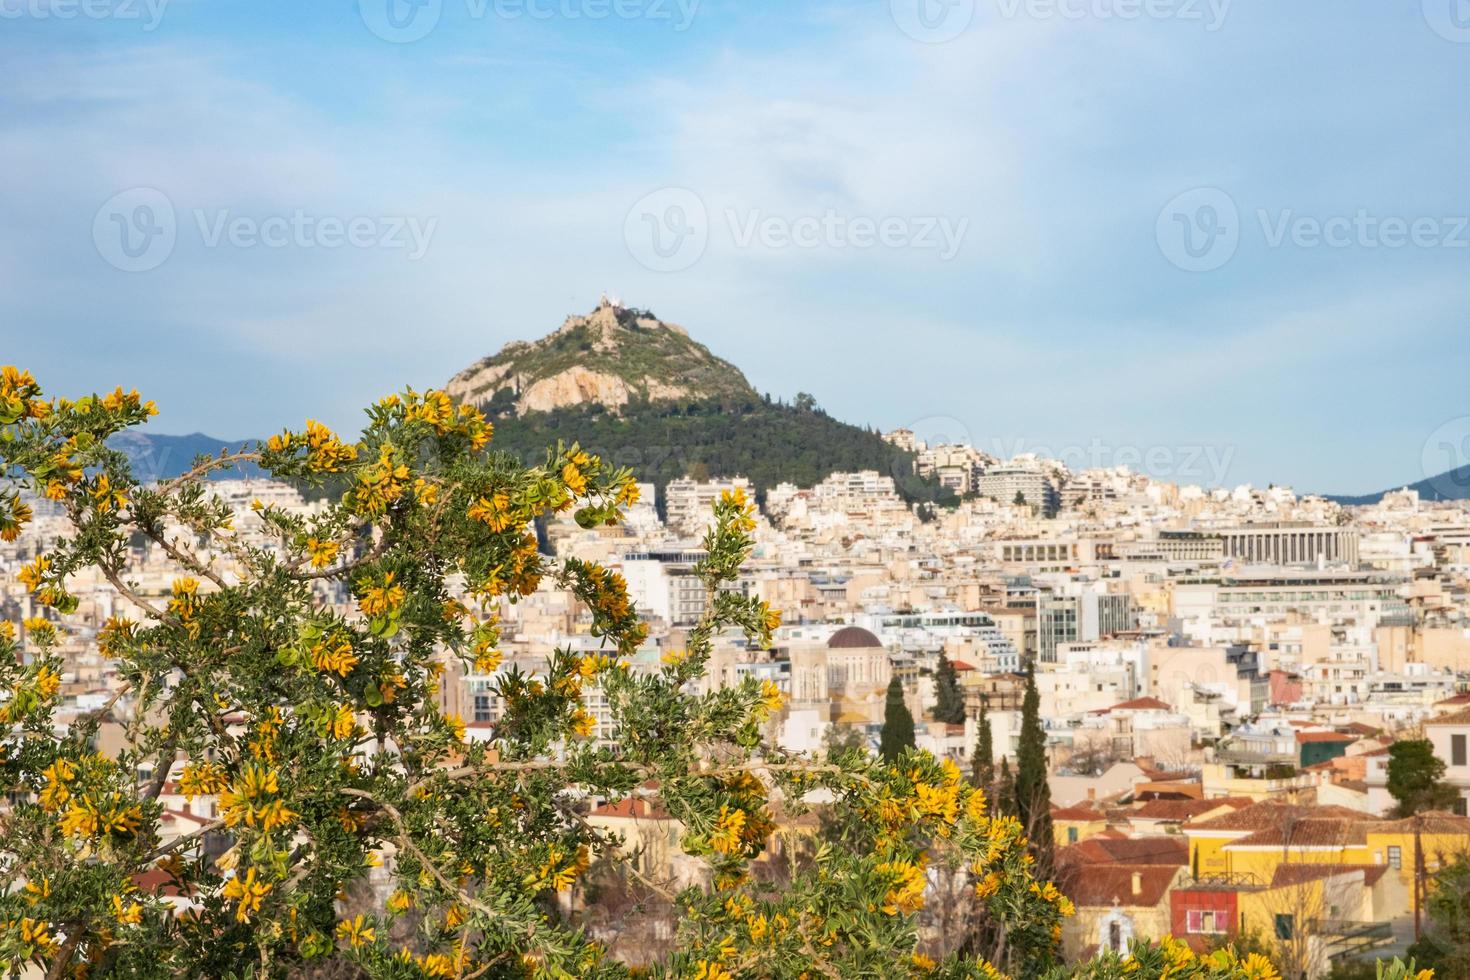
[0, 367, 1293, 979]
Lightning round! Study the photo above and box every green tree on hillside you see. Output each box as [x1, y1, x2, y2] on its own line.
[881, 675, 917, 764]
[1015, 665, 1056, 878]
[933, 652, 966, 725]
[1387, 739, 1460, 817]
[972, 697, 995, 791]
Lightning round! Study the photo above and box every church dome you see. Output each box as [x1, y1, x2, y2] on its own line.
[827, 626, 883, 649]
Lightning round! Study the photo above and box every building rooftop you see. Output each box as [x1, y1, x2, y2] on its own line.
[827, 626, 883, 649]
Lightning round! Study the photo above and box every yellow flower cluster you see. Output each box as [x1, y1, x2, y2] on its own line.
[473, 641, 504, 673]
[875, 857, 927, 915]
[409, 390, 455, 433]
[100, 385, 156, 415]
[335, 914, 375, 947]
[758, 679, 784, 714]
[59, 792, 142, 839]
[467, 490, 517, 532]
[178, 761, 228, 800]
[267, 420, 359, 473]
[395, 388, 492, 450]
[529, 844, 590, 892]
[38, 758, 76, 811]
[0, 366, 50, 422]
[352, 444, 410, 516]
[710, 805, 747, 855]
[98, 616, 137, 657]
[17, 555, 49, 592]
[222, 866, 272, 922]
[2, 916, 55, 957]
[328, 704, 357, 740]
[720, 486, 758, 533]
[19, 617, 56, 649]
[89, 473, 129, 514]
[358, 571, 406, 618]
[0, 495, 30, 542]
[305, 536, 340, 569]
[111, 894, 143, 926]
[167, 577, 201, 634]
[310, 634, 359, 677]
[220, 764, 297, 832]
[570, 707, 596, 738]
[249, 707, 284, 763]
[478, 531, 542, 598]
[1029, 880, 1075, 918]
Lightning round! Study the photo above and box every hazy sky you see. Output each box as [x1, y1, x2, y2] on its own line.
[4, 0, 1469, 495]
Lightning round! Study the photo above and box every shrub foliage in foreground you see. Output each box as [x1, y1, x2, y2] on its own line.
[0, 367, 1361, 980]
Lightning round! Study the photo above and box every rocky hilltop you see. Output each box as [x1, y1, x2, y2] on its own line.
[446, 298, 759, 416]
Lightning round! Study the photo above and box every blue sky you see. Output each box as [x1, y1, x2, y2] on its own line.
[3, 0, 1468, 495]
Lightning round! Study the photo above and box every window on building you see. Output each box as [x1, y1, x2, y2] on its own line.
[1453, 734, 1468, 768]
[473, 695, 495, 724]
[1186, 910, 1223, 935]
[1388, 846, 1402, 869]
[1275, 914, 1294, 941]
[1108, 921, 1122, 952]
[1068, 827, 1079, 844]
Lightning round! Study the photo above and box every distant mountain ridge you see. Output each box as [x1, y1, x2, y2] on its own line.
[107, 431, 264, 482]
[1326, 466, 1470, 506]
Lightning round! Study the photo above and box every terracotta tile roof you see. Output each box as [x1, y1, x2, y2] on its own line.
[1185, 801, 1378, 834]
[1226, 816, 1374, 849]
[1132, 797, 1253, 823]
[1373, 811, 1470, 835]
[1060, 835, 1189, 867]
[1057, 864, 1181, 909]
[1426, 707, 1470, 726]
[1271, 864, 1389, 888]
[1052, 805, 1107, 821]
[1296, 731, 1356, 744]
[1096, 696, 1174, 714]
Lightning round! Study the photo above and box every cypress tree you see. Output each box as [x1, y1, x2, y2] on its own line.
[995, 757, 1016, 817]
[879, 675, 916, 764]
[933, 652, 966, 724]
[971, 697, 995, 791]
[1014, 664, 1055, 877]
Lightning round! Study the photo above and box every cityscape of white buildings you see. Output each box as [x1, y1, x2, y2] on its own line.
[8, 432, 1470, 965]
